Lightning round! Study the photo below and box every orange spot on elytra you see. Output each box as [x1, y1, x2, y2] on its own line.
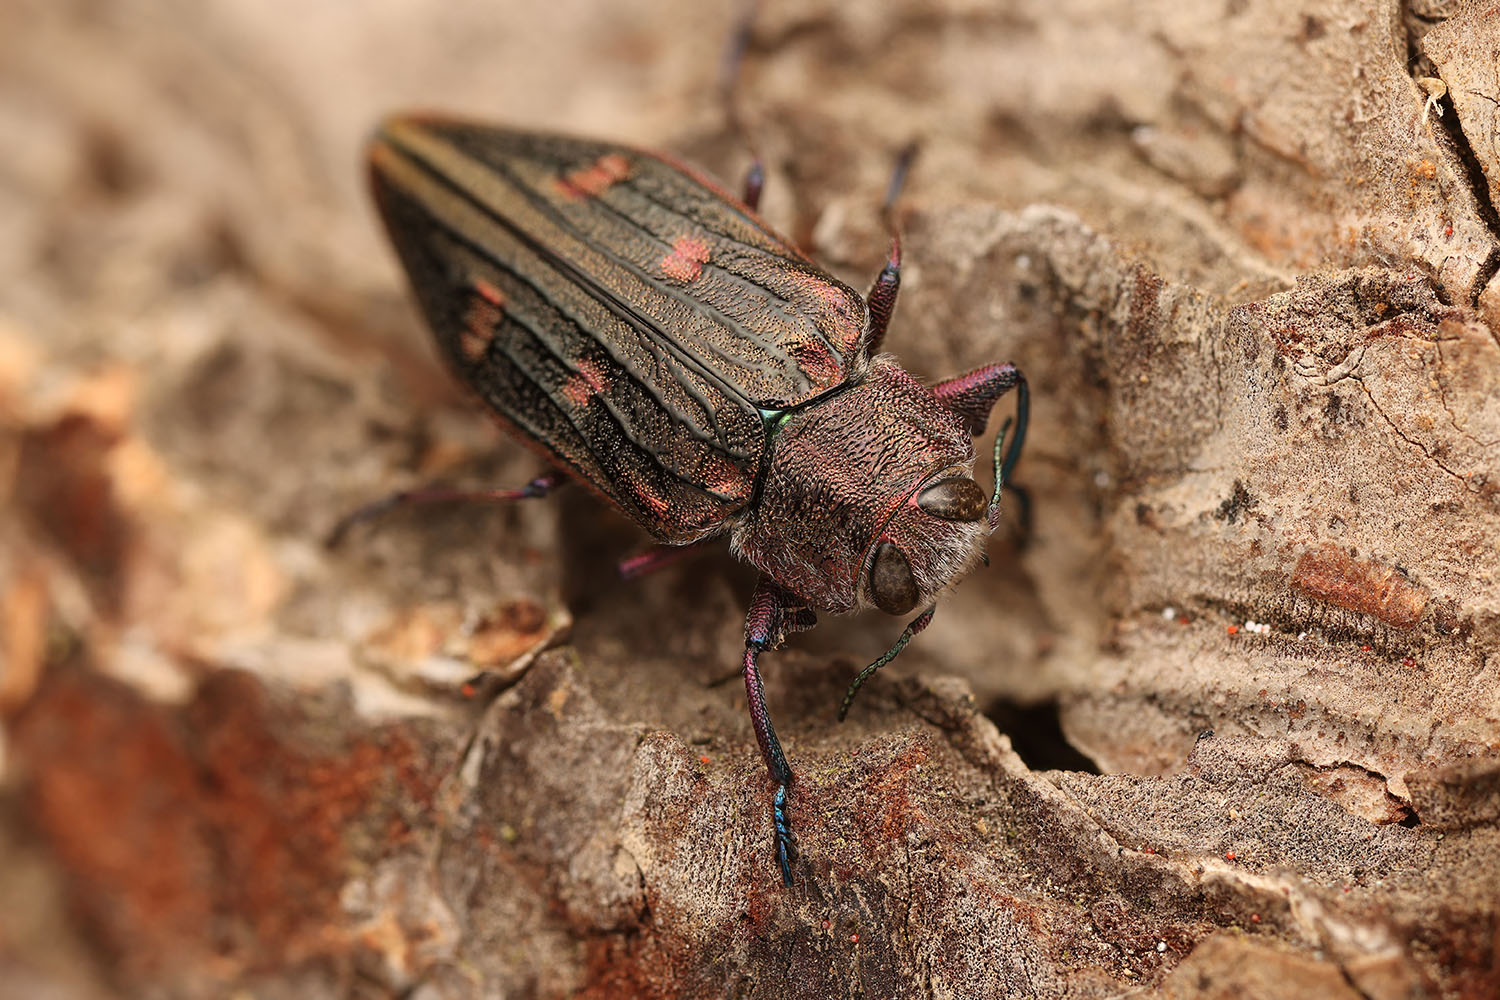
[461, 282, 506, 362]
[555, 153, 632, 200]
[636, 482, 670, 516]
[702, 455, 746, 497]
[561, 357, 610, 406]
[473, 278, 506, 306]
[788, 337, 841, 386]
[620, 465, 669, 517]
[660, 235, 710, 283]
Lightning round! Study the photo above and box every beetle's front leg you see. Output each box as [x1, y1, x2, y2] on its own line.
[932, 362, 1023, 436]
[934, 363, 1029, 507]
[742, 576, 816, 886]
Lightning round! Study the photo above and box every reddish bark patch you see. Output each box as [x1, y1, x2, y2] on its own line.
[555, 153, 631, 200]
[16, 414, 130, 616]
[577, 938, 679, 1000]
[659, 235, 710, 283]
[1290, 544, 1429, 629]
[10, 668, 429, 987]
[14, 671, 216, 980]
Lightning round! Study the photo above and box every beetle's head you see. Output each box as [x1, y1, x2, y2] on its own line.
[856, 466, 992, 616]
[733, 357, 1019, 618]
[836, 367, 1025, 719]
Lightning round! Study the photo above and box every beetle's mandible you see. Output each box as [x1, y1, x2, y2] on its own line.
[354, 115, 1028, 886]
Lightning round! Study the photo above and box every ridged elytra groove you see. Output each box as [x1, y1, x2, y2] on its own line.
[362, 113, 1030, 887]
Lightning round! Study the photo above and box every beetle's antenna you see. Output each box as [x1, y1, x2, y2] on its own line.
[837, 606, 936, 721]
[987, 375, 1029, 531]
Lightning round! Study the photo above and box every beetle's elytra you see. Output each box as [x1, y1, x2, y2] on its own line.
[362, 115, 1028, 886]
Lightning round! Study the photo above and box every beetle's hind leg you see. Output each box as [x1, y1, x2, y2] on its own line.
[720, 0, 766, 210]
[325, 469, 567, 548]
[741, 577, 817, 886]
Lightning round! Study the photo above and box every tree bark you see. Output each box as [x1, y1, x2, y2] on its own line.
[1, 1, 1497, 998]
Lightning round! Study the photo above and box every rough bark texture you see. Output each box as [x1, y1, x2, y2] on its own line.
[2, 1, 1498, 998]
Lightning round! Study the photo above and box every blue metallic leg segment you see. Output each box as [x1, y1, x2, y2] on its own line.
[744, 641, 796, 885]
[742, 577, 815, 886]
[720, 0, 765, 212]
[772, 784, 793, 883]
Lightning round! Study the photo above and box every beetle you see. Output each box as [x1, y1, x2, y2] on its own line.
[354, 115, 1028, 886]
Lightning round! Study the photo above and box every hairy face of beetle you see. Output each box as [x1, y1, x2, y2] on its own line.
[731, 358, 988, 615]
[859, 470, 990, 615]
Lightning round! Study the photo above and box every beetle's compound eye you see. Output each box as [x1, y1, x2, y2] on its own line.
[917, 476, 987, 522]
[869, 541, 919, 615]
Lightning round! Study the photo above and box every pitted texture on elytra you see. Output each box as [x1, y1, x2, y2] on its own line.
[368, 118, 868, 541]
[733, 359, 982, 614]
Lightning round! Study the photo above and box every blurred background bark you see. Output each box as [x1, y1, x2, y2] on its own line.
[1, 1, 1497, 997]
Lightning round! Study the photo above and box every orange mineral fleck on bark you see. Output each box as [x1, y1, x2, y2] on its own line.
[10, 669, 434, 985]
[659, 235, 710, 283]
[1290, 544, 1429, 630]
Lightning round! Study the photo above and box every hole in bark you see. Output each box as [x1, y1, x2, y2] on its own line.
[985, 698, 1100, 774]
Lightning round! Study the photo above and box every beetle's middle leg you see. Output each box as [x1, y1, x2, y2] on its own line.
[616, 539, 713, 580]
[860, 143, 919, 358]
[326, 469, 567, 548]
[742, 576, 817, 886]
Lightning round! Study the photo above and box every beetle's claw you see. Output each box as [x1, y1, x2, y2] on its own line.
[773, 782, 797, 885]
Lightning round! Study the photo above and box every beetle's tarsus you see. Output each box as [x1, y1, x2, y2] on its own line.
[883, 141, 920, 216]
[1006, 483, 1035, 548]
[773, 783, 796, 886]
[861, 144, 918, 358]
[721, 0, 764, 211]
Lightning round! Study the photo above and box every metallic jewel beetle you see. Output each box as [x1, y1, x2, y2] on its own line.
[360, 116, 1027, 885]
